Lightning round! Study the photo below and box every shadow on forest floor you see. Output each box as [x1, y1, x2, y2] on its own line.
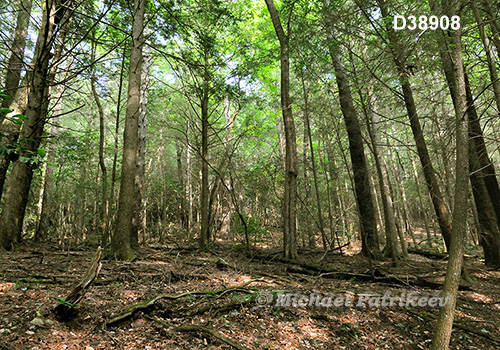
[0, 241, 499, 349]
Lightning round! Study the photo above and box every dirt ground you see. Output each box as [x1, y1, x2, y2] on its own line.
[0, 241, 499, 349]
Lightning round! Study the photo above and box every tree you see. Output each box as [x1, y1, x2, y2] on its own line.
[323, 7, 381, 259]
[110, 0, 146, 260]
[431, 0, 469, 346]
[0, 0, 71, 250]
[1, 0, 32, 110]
[264, 0, 298, 260]
[377, 0, 453, 251]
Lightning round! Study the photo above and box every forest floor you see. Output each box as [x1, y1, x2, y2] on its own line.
[0, 239, 499, 350]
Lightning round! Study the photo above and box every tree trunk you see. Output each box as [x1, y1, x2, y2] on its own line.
[199, 51, 210, 251]
[326, 30, 381, 259]
[264, 0, 298, 260]
[0, 0, 63, 250]
[301, 75, 326, 249]
[110, 45, 127, 211]
[131, 36, 150, 249]
[377, 0, 453, 250]
[432, 0, 469, 347]
[1, 0, 32, 111]
[110, 0, 145, 260]
[364, 93, 402, 260]
[465, 75, 500, 267]
[176, 140, 187, 228]
[471, 0, 500, 113]
[90, 39, 109, 247]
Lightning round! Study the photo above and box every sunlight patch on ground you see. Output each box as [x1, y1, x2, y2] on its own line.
[467, 292, 493, 303]
[0, 282, 14, 292]
[121, 290, 143, 300]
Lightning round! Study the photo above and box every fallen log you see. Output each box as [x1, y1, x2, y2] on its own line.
[53, 246, 102, 321]
[106, 278, 266, 325]
[286, 265, 471, 291]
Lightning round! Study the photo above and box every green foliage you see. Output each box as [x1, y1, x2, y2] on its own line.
[13, 278, 39, 291]
[0, 91, 12, 101]
[0, 142, 46, 168]
[55, 297, 80, 309]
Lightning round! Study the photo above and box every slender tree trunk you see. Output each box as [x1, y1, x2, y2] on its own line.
[35, 83, 63, 242]
[364, 93, 402, 260]
[264, 0, 298, 260]
[176, 140, 187, 228]
[471, 0, 500, 113]
[479, 0, 500, 61]
[110, 45, 127, 207]
[90, 40, 109, 246]
[434, 0, 500, 266]
[465, 75, 500, 267]
[1, 0, 32, 111]
[432, 0, 469, 347]
[186, 122, 193, 240]
[378, 0, 453, 250]
[199, 51, 210, 251]
[110, 0, 145, 260]
[325, 29, 381, 258]
[131, 37, 150, 248]
[301, 75, 326, 249]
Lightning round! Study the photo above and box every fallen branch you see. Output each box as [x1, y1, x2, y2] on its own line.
[408, 310, 500, 344]
[408, 248, 448, 260]
[53, 246, 102, 321]
[286, 265, 471, 291]
[106, 278, 266, 325]
[175, 324, 251, 350]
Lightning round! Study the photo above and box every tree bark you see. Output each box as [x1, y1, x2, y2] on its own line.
[470, 0, 500, 113]
[199, 50, 210, 251]
[364, 93, 402, 260]
[465, 75, 500, 267]
[432, 0, 469, 347]
[131, 36, 150, 249]
[0, 0, 64, 250]
[110, 0, 145, 260]
[326, 31, 381, 259]
[90, 38, 109, 247]
[301, 75, 326, 249]
[377, 0, 453, 250]
[1, 0, 32, 111]
[264, 0, 298, 260]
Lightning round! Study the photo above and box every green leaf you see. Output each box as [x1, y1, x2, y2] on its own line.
[1, 108, 13, 114]
[13, 114, 28, 120]
[37, 148, 46, 157]
[0, 92, 11, 100]
[19, 156, 30, 163]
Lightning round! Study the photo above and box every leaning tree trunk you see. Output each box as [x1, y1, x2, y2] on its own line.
[110, 0, 145, 260]
[264, 0, 298, 260]
[465, 75, 500, 267]
[378, 0, 453, 251]
[471, 0, 500, 113]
